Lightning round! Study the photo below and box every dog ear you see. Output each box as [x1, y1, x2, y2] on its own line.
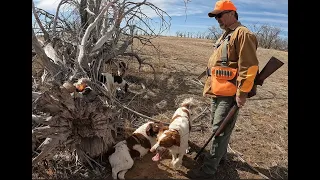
[113, 76, 123, 84]
[174, 135, 181, 146]
[146, 123, 152, 136]
[171, 132, 180, 146]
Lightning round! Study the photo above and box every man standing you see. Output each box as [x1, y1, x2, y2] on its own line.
[187, 0, 259, 178]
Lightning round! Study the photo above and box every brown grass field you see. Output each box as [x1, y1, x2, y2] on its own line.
[32, 36, 288, 179]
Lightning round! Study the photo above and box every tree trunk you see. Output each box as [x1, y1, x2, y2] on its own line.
[32, 82, 119, 165]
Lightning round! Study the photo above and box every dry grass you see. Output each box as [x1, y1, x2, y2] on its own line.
[32, 36, 288, 179]
[122, 36, 288, 179]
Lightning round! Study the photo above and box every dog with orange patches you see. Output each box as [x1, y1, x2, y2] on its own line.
[108, 121, 166, 179]
[150, 97, 196, 169]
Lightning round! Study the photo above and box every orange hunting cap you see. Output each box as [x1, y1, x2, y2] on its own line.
[208, 0, 237, 17]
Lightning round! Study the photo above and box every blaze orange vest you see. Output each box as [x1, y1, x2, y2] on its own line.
[208, 28, 241, 96]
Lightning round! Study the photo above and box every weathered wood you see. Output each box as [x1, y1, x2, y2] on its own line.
[33, 138, 60, 165]
[32, 83, 118, 163]
[32, 114, 47, 124]
[32, 91, 41, 100]
[32, 0, 49, 41]
[32, 0, 171, 169]
[32, 29, 61, 79]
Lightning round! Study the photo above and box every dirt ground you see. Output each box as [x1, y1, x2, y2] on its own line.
[32, 36, 288, 179]
[108, 36, 288, 179]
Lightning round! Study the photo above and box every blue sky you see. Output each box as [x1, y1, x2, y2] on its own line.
[34, 0, 288, 38]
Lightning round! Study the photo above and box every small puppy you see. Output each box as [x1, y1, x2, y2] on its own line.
[150, 97, 196, 169]
[108, 121, 164, 179]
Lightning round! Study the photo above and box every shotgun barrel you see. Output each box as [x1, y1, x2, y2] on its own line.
[194, 104, 239, 160]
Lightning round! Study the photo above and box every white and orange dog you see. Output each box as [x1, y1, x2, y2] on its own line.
[150, 97, 196, 169]
[73, 72, 129, 97]
[108, 121, 164, 179]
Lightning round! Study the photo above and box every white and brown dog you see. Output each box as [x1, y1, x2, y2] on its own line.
[150, 97, 196, 169]
[73, 72, 129, 97]
[98, 72, 129, 96]
[108, 121, 165, 179]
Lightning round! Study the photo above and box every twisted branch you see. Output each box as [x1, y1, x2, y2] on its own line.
[32, 0, 49, 42]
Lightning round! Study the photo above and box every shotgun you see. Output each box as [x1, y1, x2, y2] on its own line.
[194, 56, 284, 160]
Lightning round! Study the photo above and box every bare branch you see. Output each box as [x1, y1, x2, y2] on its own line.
[32, 91, 42, 100]
[91, 4, 118, 52]
[32, 28, 61, 79]
[85, 7, 96, 15]
[79, 0, 89, 31]
[122, 0, 147, 18]
[228, 144, 270, 179]
[122, 52, 155, 73]
[113, 100, 169, 126]
[52, 0, 70, 40]
[32, 137, 65, 165]
[32, 0, 50, 42]
[37, 39, 64, 64]
[100, 3, 113, 36]
[77, 0, 118, 71]
[32, 114, 47, 124]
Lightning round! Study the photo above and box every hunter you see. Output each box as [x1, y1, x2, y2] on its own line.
[187, 0, 259, 178]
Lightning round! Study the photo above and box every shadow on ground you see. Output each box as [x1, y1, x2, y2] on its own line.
[187, 141, 288, 179]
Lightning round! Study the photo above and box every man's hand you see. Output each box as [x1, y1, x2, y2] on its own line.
[236, 95, 247, 108]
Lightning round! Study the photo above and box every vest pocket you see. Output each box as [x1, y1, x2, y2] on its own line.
[210, 66, 237, 96]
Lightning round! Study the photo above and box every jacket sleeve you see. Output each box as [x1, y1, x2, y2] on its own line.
[235, 29, 259, 98]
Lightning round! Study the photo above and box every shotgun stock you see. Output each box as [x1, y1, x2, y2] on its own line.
[255, 56, 284, 86]
[194, 56, 284, 160]
[248, 56, 284, 98]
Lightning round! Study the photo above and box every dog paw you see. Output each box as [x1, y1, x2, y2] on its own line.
[172, 160, 182, 169]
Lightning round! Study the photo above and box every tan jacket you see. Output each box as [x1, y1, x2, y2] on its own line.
[203, 21, 259, 98]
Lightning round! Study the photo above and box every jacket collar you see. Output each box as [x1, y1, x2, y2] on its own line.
[221, 21, 242, 39]
[227, 21, 242, 31]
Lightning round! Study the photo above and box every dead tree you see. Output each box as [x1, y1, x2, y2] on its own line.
[208, 26, 223, 41]
[32, 0, 171, 168]
[250, 23, 285, 50]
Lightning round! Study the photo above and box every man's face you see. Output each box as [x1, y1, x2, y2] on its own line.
[215, 11, 233, 30]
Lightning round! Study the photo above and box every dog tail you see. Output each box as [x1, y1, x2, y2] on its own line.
[180, 97, 195, 108]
